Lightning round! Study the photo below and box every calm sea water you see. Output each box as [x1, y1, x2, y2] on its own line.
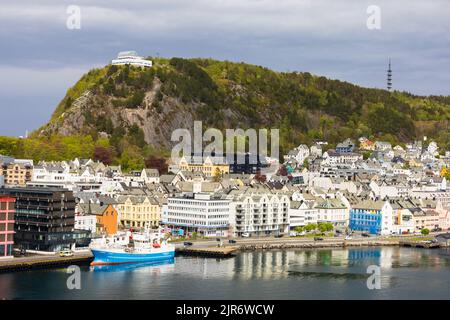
[2, 247, 450, 300]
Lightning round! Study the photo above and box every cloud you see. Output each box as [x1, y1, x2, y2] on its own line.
[0, 0, 448, 135]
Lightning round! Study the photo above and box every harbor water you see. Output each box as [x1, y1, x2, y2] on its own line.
[2, 247, 450, 299]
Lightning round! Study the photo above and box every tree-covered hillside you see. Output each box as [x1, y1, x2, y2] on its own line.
[1, 57, 449, 170]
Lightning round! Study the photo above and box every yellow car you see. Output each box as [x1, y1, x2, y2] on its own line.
[59, 250, 74, 257]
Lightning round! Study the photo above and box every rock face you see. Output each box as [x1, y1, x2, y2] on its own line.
[41, 78, 198, 150]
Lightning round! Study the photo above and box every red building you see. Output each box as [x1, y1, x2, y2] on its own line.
[0, 195, 15, 258]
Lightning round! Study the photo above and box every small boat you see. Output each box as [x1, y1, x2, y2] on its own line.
[89, 227, 175, 266]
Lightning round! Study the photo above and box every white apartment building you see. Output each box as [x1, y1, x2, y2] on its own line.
[323, 151, 363, 165]
[289, 200, 318, 228]
[284, 144, 310, 164]
[162, 193, 231, 237]
[141, 169, 160, 184]
[74, 211, 97, 234]
[228, 188, 290, 237]
[315, 198, 349, 228]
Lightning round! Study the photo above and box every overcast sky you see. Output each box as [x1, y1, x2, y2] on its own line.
[1, 0, 449, 136]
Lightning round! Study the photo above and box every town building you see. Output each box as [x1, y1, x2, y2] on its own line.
[1, 161, 33, 186]
[117, 195, 161, 229]
[284, 144, 310, 164]
[0, 195, 15, 258]
[78, 202, 118, 236]
[412, 209, 440, 232]
[228, 187, 289, 237]
[163, 193, 231, 237]
[0, 187, 91, 252]
[336, 138, 355, 154]
[289, 200, 318, 228]
[349, 200, 394, 235]
[178, 155, 230, 177]
[74, 212, 97, 235]
[315, 198, 349, 228]
[359, 137, 375, 151]
[141, 169, 160, 184]
[323, 150, 363, 165]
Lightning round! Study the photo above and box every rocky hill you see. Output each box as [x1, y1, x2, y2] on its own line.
[25, 57, 448, 165]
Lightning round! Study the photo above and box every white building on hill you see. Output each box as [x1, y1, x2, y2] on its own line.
[112, 51, 152, 67]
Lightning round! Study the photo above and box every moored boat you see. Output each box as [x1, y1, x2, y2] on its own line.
[90, 228, 175, 266]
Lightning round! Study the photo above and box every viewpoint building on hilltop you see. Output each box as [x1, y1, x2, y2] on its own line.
[111, 51, 152, 68]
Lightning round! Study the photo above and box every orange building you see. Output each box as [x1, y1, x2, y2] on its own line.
[79, 202, 118, 236]
[95, 204, 118, 236]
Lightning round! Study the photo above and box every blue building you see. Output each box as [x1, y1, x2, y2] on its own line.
[349, 200, 387, 235]
[336, 138, 355, 154]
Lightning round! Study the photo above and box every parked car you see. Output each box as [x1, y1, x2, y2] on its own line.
[314, 237, 324, 241]
[289, 231, 298, 237]
[228, 239, 237, 244]
[274, 234, 284, 238]
[59, 250, 74, 257]
[183, 241, 193, 246]
[242, 233, 250, 238]
[345, 235, 353, 240]
[361, 233, 370, 237]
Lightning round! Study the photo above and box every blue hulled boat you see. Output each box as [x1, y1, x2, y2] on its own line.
[90, 228, 175, 266]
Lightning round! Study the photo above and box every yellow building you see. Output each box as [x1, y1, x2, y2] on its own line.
[178, 156, 229, 178]
[118, 195, 161, 229]
[359, 139, 375, 151]
[409, 159, 423, 168]
[1, 162, 33, 186]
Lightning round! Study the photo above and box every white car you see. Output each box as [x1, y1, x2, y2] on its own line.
[242, 232, 250, 238]
[345, 236, 353, 240]
[59, 250, 74, 257]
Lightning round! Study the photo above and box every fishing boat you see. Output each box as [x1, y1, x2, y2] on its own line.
[89, 227, 175, 266]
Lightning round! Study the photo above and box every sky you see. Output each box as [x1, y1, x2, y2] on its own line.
[0, 0, 449, 136]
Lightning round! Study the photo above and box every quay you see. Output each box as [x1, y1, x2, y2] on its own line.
[176, 246, 238, 258]
[238, 239, 397, 250]
[399, 240, 441, 249]
[0, 252, 93, 273]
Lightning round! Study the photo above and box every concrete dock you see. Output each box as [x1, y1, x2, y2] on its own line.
[0, 252, 93, 273]
[176, 246, 239, 258]
[238, 239, 397, 250]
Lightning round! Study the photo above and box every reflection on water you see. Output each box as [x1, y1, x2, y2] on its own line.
[287, 270, 368, 280]
[2, 247, 450, 299]
[91, 258, 175, 273]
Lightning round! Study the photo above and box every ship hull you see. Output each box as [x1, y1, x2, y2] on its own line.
[90, 248, 175, 266]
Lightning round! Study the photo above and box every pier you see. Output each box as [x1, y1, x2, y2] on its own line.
[0, 252, 93, 273]
[176, 246, 238, 258]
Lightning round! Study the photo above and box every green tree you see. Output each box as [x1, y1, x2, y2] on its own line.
[304, 223, 317, 232]
[421, 228, 430, 236]
[294, 226, 304, 234]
